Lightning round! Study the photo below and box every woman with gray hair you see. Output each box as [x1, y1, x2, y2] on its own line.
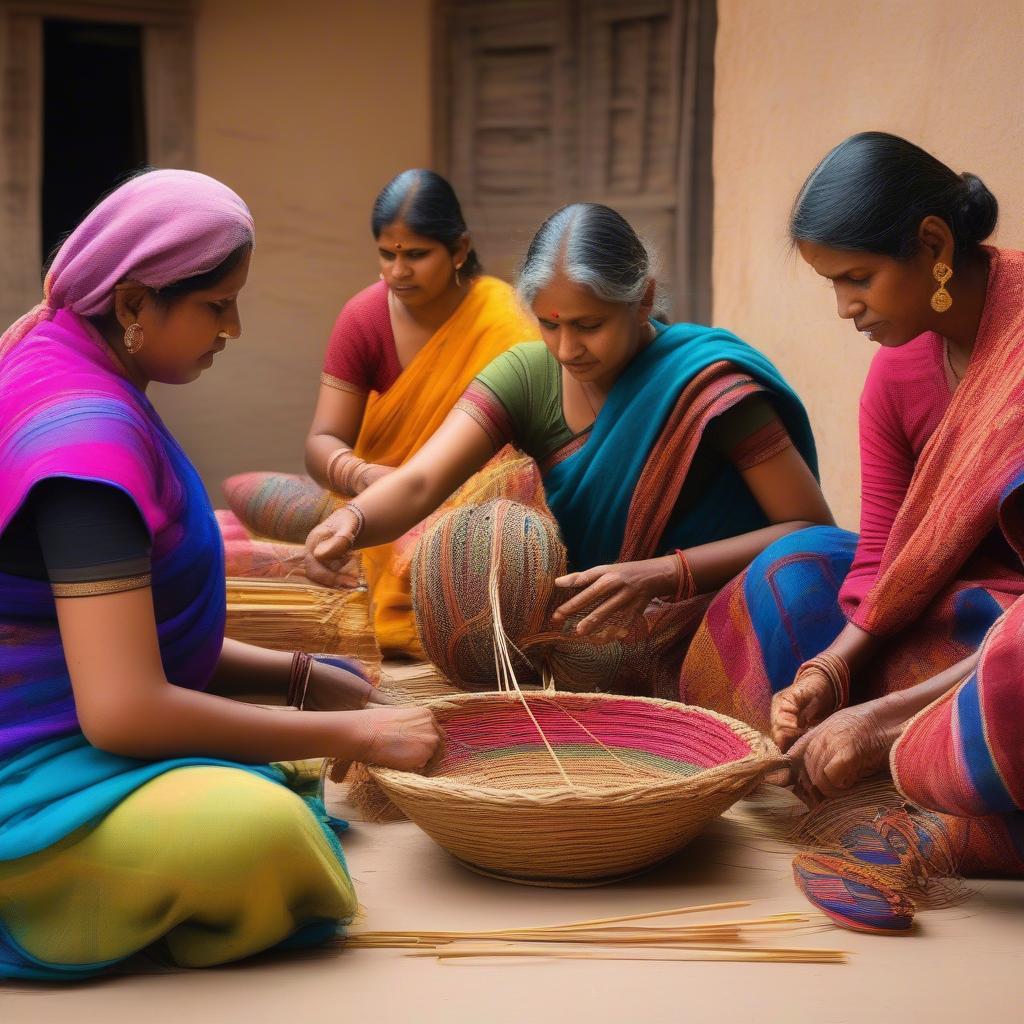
[305, 203, 831, 695]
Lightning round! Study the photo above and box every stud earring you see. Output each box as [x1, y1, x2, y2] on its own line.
[931, 262, 953, 313]
[455, 263, 464, 288]
[123, 322, 144, 354]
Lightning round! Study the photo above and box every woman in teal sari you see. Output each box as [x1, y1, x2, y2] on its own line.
[305, 204, 833, 695]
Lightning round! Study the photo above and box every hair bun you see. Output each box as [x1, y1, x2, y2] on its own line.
[958, 171, 998, 245]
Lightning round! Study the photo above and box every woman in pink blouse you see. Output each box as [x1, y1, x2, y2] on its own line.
[680, 132, 1024, 934]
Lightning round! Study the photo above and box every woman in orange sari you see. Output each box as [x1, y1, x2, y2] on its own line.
[305, 170, 536, 655]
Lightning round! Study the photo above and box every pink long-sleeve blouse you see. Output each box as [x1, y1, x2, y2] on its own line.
[838, 333, 954, 615]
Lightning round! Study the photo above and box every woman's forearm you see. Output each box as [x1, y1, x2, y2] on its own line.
[878, 649, 980, 724]
[81, 677, 368, 763]
[826, 621, 883, 675]
[350, 464, 454, 549]
[686, 521, 819, 593]
[305, 431, 346, 490]
[207, 637, 291, 700]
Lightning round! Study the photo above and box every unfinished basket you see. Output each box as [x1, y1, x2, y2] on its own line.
[368, 690, 779, 886]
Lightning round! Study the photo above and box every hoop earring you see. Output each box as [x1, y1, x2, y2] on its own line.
[455, 263, 464, 288]
[123, 322, 144, 354]
[931, 262, 953, 313]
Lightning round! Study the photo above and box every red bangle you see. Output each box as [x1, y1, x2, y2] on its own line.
[672, 549, 697, 602]
[288, 651, 314, 709]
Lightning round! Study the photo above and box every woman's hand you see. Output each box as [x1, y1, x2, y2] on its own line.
[302, 659, 395, 711]
[782, 697, 907, 805]
[356, 463, 394, 492]
[304, 507, 362, 587]
[770, 666, 839, 751]
[551, 556, 677, 643]
[350, 706, 444, 772]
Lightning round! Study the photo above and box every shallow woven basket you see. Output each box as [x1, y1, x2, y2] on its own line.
[368, 691, 780, 886]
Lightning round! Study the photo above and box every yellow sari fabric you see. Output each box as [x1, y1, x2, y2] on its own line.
[353, 275, 537, 655]
[0, 766, 356, 971]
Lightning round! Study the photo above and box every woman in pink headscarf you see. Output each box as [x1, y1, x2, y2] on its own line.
[0, 170, 441, 981]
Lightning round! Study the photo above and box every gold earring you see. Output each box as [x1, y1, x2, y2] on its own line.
[455, 263, 464, 288]
[931, 262, 953, 313]
[123, 322, 144, 354]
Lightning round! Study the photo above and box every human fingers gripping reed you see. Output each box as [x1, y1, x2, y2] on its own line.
[355, 706, 445, 772]
[770, 667, 836, 751]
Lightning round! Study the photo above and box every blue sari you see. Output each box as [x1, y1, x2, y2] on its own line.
[544, 321, 817, 570]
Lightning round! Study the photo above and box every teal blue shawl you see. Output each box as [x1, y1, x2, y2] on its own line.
[544, 321, 817, 570]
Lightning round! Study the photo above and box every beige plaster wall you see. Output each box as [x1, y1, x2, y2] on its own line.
[150, 0, 434, 499]
[712, 0, 1024, 528]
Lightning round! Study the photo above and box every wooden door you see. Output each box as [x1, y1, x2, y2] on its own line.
[436, 0, 715, 322]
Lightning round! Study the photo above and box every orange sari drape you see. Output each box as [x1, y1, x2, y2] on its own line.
[353, 275, 537, 655]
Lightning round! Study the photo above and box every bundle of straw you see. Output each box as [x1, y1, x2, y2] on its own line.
[345, 901, 846, 965]
[224, 577, 381, 675]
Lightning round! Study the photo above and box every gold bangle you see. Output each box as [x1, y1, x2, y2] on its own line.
[346, 501, 366, 541]
[796, 652, 851, 711]
[325, 446, 352, 491]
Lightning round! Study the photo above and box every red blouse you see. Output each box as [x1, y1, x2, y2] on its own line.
[321, 281, 402, 394]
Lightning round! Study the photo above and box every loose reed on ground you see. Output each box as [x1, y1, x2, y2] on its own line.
[344, 902, 846, 964]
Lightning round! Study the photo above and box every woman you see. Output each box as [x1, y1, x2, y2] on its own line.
[679, 132, 1024, 932]
[0, 170, 441, 981]
[305, 203, 832, 697]
[304, 169, 537, 656]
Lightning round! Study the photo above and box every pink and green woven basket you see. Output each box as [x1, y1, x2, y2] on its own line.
[369, 691, 779, 886]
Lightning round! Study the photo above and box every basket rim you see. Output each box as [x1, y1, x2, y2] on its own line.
[367, 690, 780, 806]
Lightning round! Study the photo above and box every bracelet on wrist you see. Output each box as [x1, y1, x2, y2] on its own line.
[346, 501, 366, 541]
[672, 549, 697, 602]
[326, 447, 370, 496]
[796, 652, 851, 711]
[288, 651, 315, 709]
[325, 446, 352, 492]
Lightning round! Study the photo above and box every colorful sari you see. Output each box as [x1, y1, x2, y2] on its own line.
[421, 324, 817, 699]
[351, 276, 536, 655]
[0, 172, 356, 980]
[543, 322, 816, 569]
[0, 312, 355, 980]
[681, 247, 1024, 729]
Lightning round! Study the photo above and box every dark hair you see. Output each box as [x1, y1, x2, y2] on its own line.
[517, 203, 654, 305]
[371, 169, 482, 279]
[790, 132, 998, 259]
[150, 243, 252, 307]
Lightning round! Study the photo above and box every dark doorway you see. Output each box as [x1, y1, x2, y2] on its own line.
[42, 19, 147, 262]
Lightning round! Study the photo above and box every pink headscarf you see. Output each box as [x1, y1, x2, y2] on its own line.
[0, 169, 254, 358]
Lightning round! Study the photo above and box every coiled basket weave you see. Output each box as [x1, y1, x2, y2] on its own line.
[368, 691, 779, 886]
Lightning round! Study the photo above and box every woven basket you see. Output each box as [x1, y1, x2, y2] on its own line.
[368, 691, 780, 886]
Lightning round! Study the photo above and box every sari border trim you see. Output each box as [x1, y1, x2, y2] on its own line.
[320, 372, 368, 396]
[540, 428, 593, 474]
[51, 574, 152, 598]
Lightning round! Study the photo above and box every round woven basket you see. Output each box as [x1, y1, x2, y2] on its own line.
[368, 691, 780, 886]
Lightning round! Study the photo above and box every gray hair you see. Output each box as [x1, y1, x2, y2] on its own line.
[516, 204, 656, 307]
